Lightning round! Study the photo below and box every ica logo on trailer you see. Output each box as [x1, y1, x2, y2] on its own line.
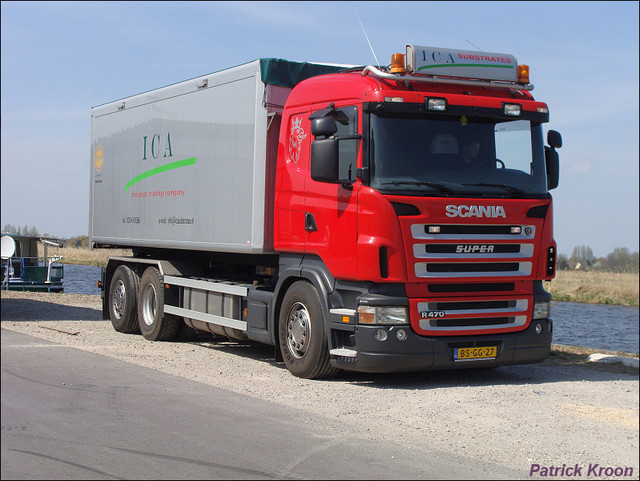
[142, 132, 173, 161]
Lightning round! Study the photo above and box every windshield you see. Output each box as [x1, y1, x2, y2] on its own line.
[369, 114, 547, 197]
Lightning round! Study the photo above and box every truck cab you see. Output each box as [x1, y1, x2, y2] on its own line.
[273, 45, 562, 374]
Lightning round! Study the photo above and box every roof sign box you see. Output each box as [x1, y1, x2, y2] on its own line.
[405, 45, 518, 82]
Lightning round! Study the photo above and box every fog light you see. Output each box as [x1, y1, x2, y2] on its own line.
[375, 329, 388, 342]
[396, 329, 407, 341]
[535, 323, 543, 335]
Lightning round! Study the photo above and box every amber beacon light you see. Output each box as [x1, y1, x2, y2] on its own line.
[390, 53, 406, 73]
[517, 64, 530, 84]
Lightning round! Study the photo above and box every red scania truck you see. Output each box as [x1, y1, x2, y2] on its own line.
[90, 44, 562, 379]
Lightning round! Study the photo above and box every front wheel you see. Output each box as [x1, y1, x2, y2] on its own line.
[278, 281, 339, 379]
[137, 267, 179, 341]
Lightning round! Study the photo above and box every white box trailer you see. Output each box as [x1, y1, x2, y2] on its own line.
[89, 59, 342, 254]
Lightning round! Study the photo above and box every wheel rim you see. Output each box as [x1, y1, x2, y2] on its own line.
[286, 301, 310, 359]
[141, 283, 157, 327]
[111, 280, 126, 320]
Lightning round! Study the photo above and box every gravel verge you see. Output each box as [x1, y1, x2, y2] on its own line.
[2, 290, 638, 477]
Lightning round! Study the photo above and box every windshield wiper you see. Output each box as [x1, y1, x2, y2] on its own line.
[382, 181, 455, 194]
[462, 182, 526, 196]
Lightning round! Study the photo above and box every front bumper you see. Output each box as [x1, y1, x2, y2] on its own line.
[330, 318, 552, 373]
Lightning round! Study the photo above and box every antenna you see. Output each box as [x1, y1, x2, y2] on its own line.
[466, 39, 482, 51]
[354, 5, 380, 66]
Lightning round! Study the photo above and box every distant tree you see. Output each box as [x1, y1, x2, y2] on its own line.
[1, 224, 39, 235]
[556, 253, 570, 270]
[570, 245, 596, 269]
[603, 247, 639, 273]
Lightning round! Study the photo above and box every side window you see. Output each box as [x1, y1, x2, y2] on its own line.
[494, 120, 533, 174]
[333, 106, 358, 181]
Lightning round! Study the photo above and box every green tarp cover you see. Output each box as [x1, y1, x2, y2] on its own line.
[259, 58, 348, 88]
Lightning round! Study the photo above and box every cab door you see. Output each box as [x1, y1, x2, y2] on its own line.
[304, 104, 361, 280]
[273, 108, 311, 254]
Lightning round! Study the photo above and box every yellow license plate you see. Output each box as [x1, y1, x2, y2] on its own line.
[454, 346, 497, 361]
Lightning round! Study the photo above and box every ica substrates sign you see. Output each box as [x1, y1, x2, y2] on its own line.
[406, 45, 518, 82]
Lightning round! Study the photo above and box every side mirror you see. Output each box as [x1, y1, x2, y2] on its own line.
[311, 138, 340, 183]
[547, 130, 562, 149]
[545, 130, 561, 190]
[545, 147, 559, 190]
[311, 117, 337, 138]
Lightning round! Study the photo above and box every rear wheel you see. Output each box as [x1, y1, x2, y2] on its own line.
[278, 281, 339, 379]
[138, 267, 179, 341]
[108, 265, 140, 334]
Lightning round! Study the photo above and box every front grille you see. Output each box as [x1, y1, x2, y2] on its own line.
[433, 317, 516, 327]
[416, 261, 531, 278]
[417, 298, 528, 332]
[433, 300, 517, 310]
[425, 244, 521, 254]
[426, 262, 520, 273]
[427, 283, 515, 293]
[424, 225, 519, 235]
[411, 222, 536, 279]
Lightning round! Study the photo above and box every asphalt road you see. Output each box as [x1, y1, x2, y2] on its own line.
[1, 328, 522, 480]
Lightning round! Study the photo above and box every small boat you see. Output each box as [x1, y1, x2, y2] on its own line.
[1, 233, 64, 292]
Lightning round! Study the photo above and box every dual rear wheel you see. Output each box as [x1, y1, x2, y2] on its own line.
[108, 265, 179, 341]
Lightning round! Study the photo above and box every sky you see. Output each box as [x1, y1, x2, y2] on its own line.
[1, 1, 638, 258]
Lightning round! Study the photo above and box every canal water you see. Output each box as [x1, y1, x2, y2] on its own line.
[62, 264, 640, 354]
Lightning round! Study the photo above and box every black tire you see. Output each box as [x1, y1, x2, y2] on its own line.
[108, 265, 141, 334]
[278, 281, 339, 379]
[137, 267, 179, 341]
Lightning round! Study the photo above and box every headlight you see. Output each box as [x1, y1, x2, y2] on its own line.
[532, 301, 551, 320]
[503, 103, 522, 116]
[358, 306, 409, 325]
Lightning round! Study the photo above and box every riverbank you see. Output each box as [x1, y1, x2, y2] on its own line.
[46, 246, 132, 267]
[545, 270, 639, 307]
[43, 246, 639, 306]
